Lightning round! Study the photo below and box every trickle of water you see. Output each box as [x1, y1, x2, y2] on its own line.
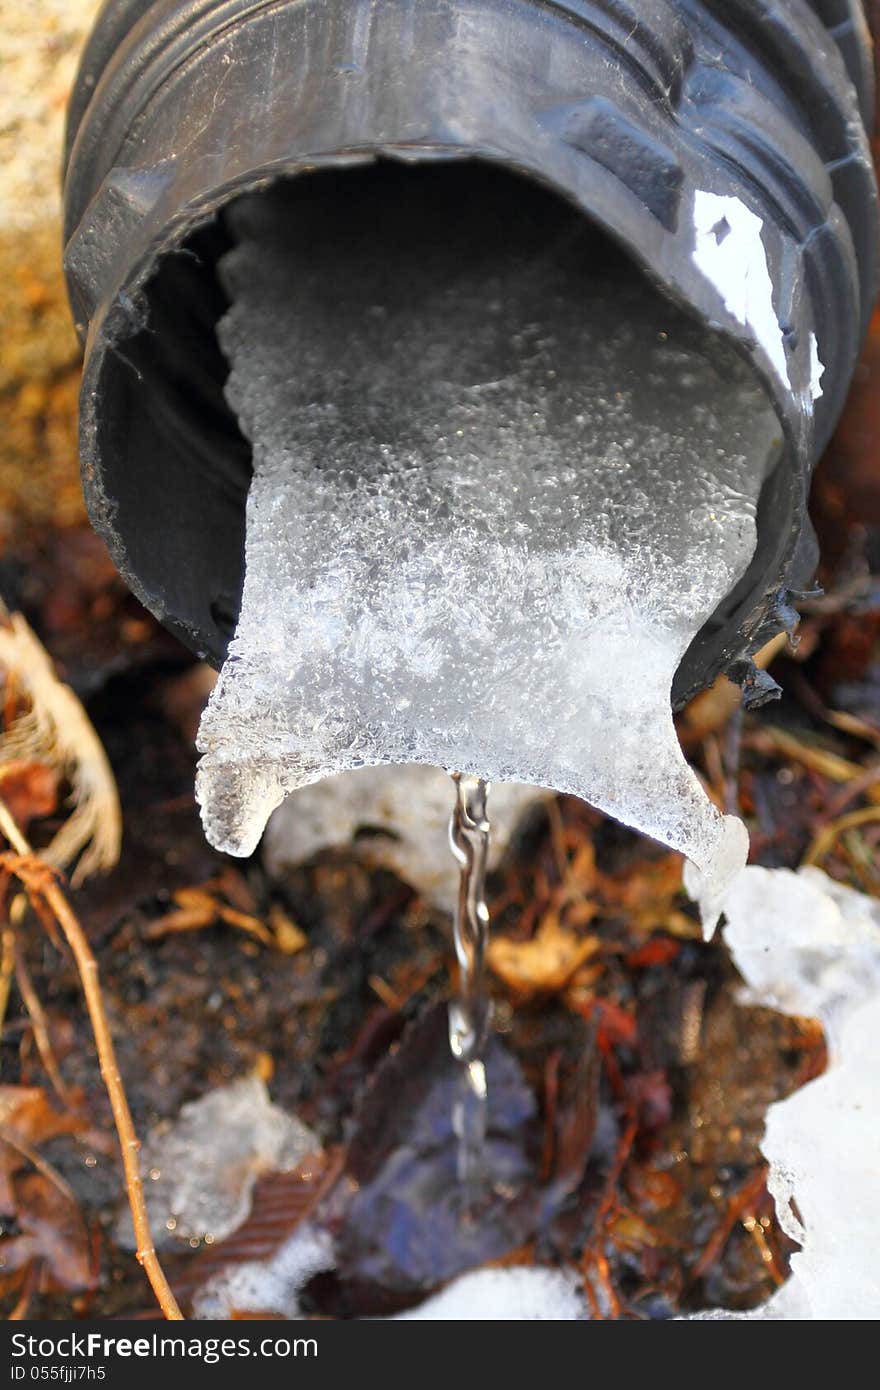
[447, 772, 493, 1190]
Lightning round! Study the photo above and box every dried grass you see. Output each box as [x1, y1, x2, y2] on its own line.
[0, 610, 121, 883]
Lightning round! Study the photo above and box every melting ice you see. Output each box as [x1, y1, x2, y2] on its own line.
[196, 172, 782, 932]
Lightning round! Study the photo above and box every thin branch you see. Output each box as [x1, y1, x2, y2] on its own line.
[0, 922, 14, 1033]
[804, 804, 880, 867]
[0, 1127, 79, 1205]
[8, 1258, 41, 1320]
[0, 796, 183, 1320]
[13, 934, 70, 1104]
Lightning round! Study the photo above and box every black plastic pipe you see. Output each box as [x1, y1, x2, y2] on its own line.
[63, 0, 878, 705]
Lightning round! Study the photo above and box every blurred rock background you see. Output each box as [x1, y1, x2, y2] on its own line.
[1, 1, 99, 542]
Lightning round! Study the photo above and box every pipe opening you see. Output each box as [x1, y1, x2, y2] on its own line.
[93, 160, 787, 692]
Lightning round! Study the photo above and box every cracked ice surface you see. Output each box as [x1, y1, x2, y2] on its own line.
[197, 175, 782, 931]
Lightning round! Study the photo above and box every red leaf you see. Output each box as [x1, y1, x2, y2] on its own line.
[626, 937, 681, 970]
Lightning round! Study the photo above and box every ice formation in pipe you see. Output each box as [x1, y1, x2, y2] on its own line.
[196, 180, 783, 932]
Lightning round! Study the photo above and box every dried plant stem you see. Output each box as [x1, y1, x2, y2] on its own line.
[0, 796, 183, 1320]
[0, 1126, 79, 1205]
[0, 923, 14, 1033]
[580, 1112, 637, 1319]
[0, 894, 27, 1037]
[0, 610, 122, 883]
[804, 804, 880, 867]
[691, 1164, 769, 1281]
[13, 934, 70, 1104]
[8, 1257, 41, 1320]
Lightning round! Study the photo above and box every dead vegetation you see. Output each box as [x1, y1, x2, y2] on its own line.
[0, 496, 875, 1316]
[0, 608, 121, 884]
[0, 65, 878, 1314]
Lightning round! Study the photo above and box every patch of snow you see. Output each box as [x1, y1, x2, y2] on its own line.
[690, 866, 880, 1320]
[192, 1225, 335, 1319]
[393, 1266, 586, 1320]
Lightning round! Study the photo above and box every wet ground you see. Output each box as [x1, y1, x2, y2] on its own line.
[4, 504, 878, 1315]
[1, 2, 879, 1316]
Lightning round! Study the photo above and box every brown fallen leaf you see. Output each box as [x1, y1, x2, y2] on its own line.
[213, 868, 258, 916]
[608, 1208, 664, 1253]
[562, 960, 606, 1014]
[560, 839, 598, 898]
[1, 1171, 93, 1293]
[597, 852, 699, 938]
[146, 886, 274, 946]
[487, 913, 600, 999]
[625, 1163, 682, 1214]
[0, 1086, 75, 1140]
[268, 904, 307, 955]
[0, 1086, 89, 1216]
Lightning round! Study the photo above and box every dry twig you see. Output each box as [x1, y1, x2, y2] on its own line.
[580, 1112, 638, 1318]
[0, 921, 15, 1033]
[803, 804, 880, 867]
[691, 1165, 769, 1281]
[748, 725, 880, 802]
[12, 932, 70, 1105]
[8, 1258, 41, 1321]
[0, 796, 182, 1320]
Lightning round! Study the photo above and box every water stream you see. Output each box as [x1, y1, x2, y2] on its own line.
[447, 772, 492, 1191]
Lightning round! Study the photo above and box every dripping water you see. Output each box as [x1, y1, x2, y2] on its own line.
[447, 772, 493, 1194]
